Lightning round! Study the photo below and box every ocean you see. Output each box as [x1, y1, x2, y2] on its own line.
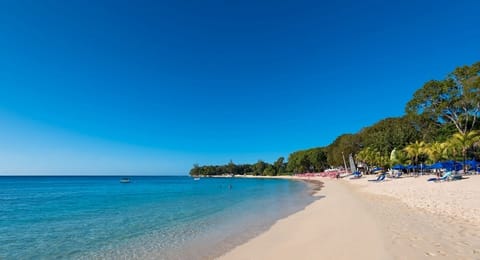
[0, 176, 316, 259]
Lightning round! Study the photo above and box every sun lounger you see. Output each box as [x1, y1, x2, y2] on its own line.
[368, 173, 386, 182]
[451, 175, 468, 180]
[427, 171, 452, 182]
[391, 171, 402, 178]
[350, 171, 362, 179]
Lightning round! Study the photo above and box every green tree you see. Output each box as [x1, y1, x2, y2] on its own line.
[404, 141, 427, 166]
[390, 149, 410, 165]
[406, 62, 480, 135]
[356, 147, 388, 169]
[253, 160, 267, 176]
[287, 148, 328, 174]
[263, 165, 276, 176]
[307, 148, 328, 172]
[356, 147, 373, 166]
[447, 131, 480, 172]
[424, 142, 448, 163]
[287, 150, 308, 174]
[358, 117, 421, 155]
[326, 134, 362, 167]
[227, 160, 236, 174]
[408, 115, 457, 143]
[190, 164, 201, 176]
[274, 157, 285, 175]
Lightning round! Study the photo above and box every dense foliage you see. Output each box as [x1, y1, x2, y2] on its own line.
[190, 61, 480, 176]
[190, 159, 287, 176]
[326, 134, 361, 167]
[286, 148, 328, 174]
[406, 62, 480, 135]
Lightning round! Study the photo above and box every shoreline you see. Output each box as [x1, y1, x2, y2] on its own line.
[199, 176, 324, 259]
[174, 175, 324, 260]
[219, 175, 480, 259]
[153, 176, 323, 260]
[231, 175, 325, 194]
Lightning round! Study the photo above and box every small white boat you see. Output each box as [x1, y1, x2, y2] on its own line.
[120, 177, 131, 183]
[193, 177, 200, 181]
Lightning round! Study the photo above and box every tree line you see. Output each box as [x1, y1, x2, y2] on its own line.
[189, 158, 287, 176]
[190, 61, 480, 176]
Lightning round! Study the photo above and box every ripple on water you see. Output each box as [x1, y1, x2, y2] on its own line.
[1, 176, 317, 259]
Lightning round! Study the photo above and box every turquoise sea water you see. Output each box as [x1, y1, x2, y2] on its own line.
[0, 176, 315, 259]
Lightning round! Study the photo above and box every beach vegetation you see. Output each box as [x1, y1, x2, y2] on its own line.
[358, 117, 421, 155]
[253, 160, 268, 176]
[403, 141, 428, 166]
[287, 148, 328, 174]
[326, 134, 362, 166]
[406, 62, 480, 135]
[389, 149, 409, 165]
[274, 157, 286, 175]
[189, 61, 480, 176]
[424, 142, 449, 163]
[356, 147, 390, 169]
[446, 131, 480, 172]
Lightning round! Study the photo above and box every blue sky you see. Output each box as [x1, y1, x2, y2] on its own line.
[1, 0, 479, 175]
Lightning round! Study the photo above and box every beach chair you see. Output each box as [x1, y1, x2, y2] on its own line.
[350, 171, 362, 179]
[390, 170, 402, 178]
[427, 171, 452, 182]
[368, 173, 386, 182]
[450, 174, 468, 181]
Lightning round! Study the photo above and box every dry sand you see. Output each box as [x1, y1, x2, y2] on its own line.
[346, 174, 480, 225]
[219, 175, 480, 260]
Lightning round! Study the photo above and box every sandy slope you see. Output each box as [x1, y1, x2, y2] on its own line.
[345, 174, 480, 225]
[219, 176, 480, 259]
[220, 178, 390, 260]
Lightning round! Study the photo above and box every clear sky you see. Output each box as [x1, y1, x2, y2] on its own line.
[1, 0, 479, 175]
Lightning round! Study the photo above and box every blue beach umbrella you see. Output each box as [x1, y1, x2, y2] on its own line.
[406, 165, 416, 170]
[442, 160, 462, 171]
[392, 164, 405, 170]
[430, 162, 443, 169]
[441, 161, 453, 170]
[465, 159, 479, 169]
[454, 162, 463, 171]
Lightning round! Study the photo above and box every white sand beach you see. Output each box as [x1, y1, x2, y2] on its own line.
[346, 174, 480, 225]
[220, 175, 480, 259]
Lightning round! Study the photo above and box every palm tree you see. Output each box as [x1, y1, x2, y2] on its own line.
[404, 141, 427, 166]
[390, 148, 409, 165]
[356, 147, 373, 166]
[356, 147, 390, 172]
[447, 130, 480, 172]
[377, 154, 390, 169]
[424, 142, 448, 163]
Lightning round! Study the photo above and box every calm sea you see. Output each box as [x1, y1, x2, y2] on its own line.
[0, 176, 316, 259]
